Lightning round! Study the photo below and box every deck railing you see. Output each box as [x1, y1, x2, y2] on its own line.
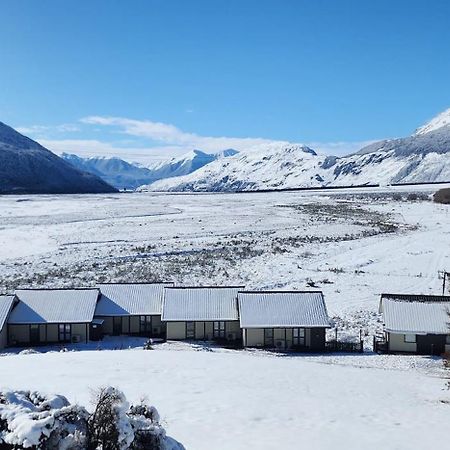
[373, 336, 388, 353]
[325, 340, 364, 353]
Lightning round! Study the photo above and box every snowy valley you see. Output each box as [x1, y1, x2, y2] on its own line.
[1, 184, 450, 449]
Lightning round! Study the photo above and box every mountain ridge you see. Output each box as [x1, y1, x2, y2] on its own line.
[145, 109, 450, 192]
[0, 122, 117, 195]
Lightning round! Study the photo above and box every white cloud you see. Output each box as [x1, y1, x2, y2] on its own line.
[80, 115, 289, 153]
[16, 123, 80, 135]
[37, 138, 185, 165]
[22, 116, 373, 164]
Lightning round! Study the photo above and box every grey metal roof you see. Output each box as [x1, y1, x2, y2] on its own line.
[95, 283, 173, 316]
[0, 295, 15, 331]
[238, 291, 330, 328]
[8, 289, 100, 324]
[380, 294, 450, 334]
[162, 287, 242, 321]
[381, 293, 450, 303]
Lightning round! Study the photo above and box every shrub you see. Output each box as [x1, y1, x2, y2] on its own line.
[434, 188, 450, 204]
[0, 391, 89, 449]
[0, 388, 184, 450]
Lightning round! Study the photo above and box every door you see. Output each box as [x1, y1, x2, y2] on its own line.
[30, 324, 40, 345]
[139, 316, 152, 336]
[113, 317, 122, 335]
[264, 328, 274, 347]
[186, 321, 195, 339]
[416, 334, 446, 355]
[213, 321, 226, 339]
[58, 324, 71, 343]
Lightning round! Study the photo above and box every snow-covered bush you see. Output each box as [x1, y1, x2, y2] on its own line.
[87, 387, 134, 450]
[0, 388, 184, 450]
[0, 390, 89, 449]
[128, 401, 165, 449]
[143, 339, 154, 350]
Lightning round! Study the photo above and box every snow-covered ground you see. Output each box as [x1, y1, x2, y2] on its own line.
[1, 185, 450, 448]
[1, 185, 449, 322]
[1, 341, 449, 450]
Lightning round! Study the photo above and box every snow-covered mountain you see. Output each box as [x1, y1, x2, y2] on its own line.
[61, 153, 156, 190]
[63, 148, 239, 190]
[146, 149, 234, 178]
[414, 108, 450, 136]
[146, 110, 450, 192]
[0, 122, 116, 195]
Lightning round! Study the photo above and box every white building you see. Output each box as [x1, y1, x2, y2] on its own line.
[379, 293, 450, 354]
[162, 286, 243, 342]
[238, 291, 330, 350]
[0, 295, 16, 349]
[95, 282, 173, 338]
[8, 289, 100, 345]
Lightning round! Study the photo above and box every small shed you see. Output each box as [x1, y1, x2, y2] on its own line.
[8, 289, 100, 346]
[95, 283, 173, 338]
[0, 295, 16, 349]
[162, 286, 243, 342]
[238, 290, 330, 351]
[379, 293, 450, 355]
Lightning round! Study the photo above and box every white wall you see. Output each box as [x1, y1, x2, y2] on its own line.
[388, 333, 417, 353]
[166, 322, 186, 340]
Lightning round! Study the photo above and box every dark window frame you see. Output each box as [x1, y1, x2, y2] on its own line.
[186, 321, 195, 339]
[404, 333, 416, 343]
[264, 328, 274, 347]
[139, 315, 153, 334]
[213, 321, 226, 339]
[58, 323, 71, 342]
[113, 316, 122, 335]
[30, 324, 40, 344]
[293, 328, 306, 346]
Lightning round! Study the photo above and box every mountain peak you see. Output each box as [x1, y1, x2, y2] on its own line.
[0, 121, 117, 194]
[281, 144, 317, 156]
[414, 108, 450, 136]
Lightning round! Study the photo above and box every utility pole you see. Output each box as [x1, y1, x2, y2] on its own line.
[439, 270, 450, 295]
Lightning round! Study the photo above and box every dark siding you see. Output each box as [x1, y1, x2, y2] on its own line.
[416, 334, 446, 355]
[310, 328, 326, 351]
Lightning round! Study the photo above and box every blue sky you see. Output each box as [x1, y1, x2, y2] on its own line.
[1, 0, 449, 161]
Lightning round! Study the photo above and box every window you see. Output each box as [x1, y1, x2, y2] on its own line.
[30, 324, 40, 344]
[293, 328, 306, 346]
[186, 321, 195, 339]
[264, 328, 274, 347]
[213, 321, 226, 339]
[58, 324, 71, 342]
[140, 316, 152, 334]
[113, 317, 122, 335]
[404, 334, 416, 343]
[446, 335, 450, 344]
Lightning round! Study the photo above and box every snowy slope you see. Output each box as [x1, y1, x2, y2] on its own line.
[0, 345, 448, 450]
[415, 108, 450, 135]
[0, 122, 116, 194]
[146, 110, 450, 192]
[63, 149, 239, 190]
[61, 153, 157, 190]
